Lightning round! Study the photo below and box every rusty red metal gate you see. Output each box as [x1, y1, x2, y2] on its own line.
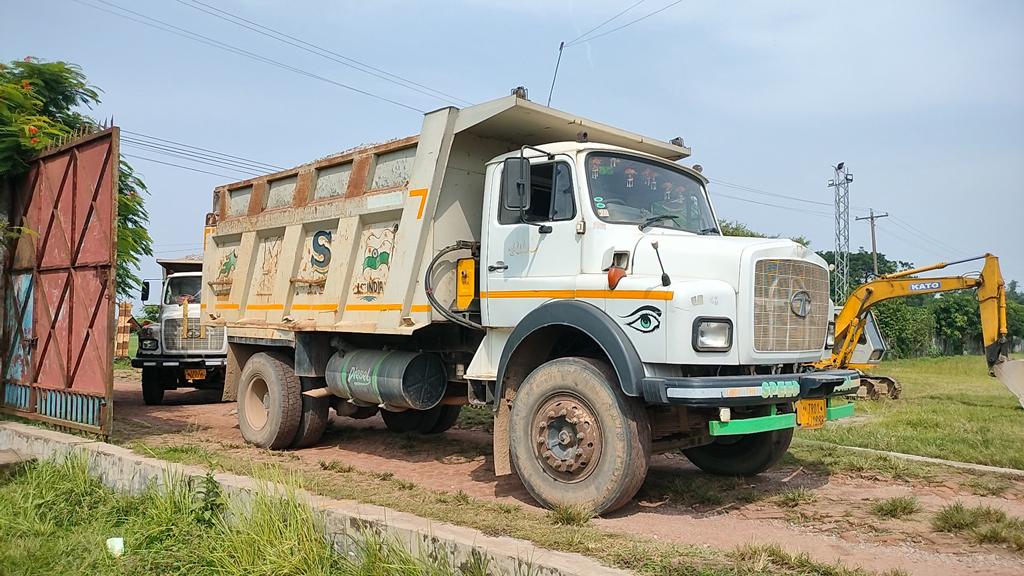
[1, 128, 119, 435]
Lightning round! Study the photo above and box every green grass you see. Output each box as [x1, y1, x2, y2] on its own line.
[0, 456, 478, 575]
[131, 439, 890, 576]
[455, 406, 494, 431]
[798, 356, 1024, 470]
[931, 501, 1024, 552]
[113, 333, 138, 369]
[869, 496, 920, 519]
[962, 475, 1013, 496]
[773, 488, 816, 509]
[547, 504, 593, 527]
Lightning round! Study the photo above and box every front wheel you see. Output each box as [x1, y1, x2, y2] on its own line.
[237, 352, 301, 449]
[509, 357, 650, 516]
[141, 367, 169, 405]
[682, 427, 793, 476]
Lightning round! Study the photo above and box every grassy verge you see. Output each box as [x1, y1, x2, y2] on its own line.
[0, 456, 490, 576]
[932, 501, 1024, 552]
[130, 440, 899, 576]
[798, 356, 1024, 470]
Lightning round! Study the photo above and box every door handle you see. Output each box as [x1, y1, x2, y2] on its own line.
[488, 261, 508, 272]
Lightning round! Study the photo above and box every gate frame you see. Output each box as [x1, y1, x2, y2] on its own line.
[1, 127, 119, 436]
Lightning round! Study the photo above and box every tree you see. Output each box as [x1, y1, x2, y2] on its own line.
[718, 219, 810, 246]
[872, 299, 936, 358]
[1007, 280, 1024, 306]
[816, 248, 913, 286]
[1, 57, 152, 298]
[931, 292, 982, 355]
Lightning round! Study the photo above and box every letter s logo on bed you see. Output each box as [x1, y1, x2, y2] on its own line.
[909, 281, 941, 291]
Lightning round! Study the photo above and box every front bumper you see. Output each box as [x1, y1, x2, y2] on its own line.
[640, 369, 860, 407]
[131, 355, 226, 369]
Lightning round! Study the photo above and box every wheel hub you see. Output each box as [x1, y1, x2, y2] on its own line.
[532, 394, 602, 482]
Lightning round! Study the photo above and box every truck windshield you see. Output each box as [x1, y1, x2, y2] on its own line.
[164, 276, 202, 305]
[586, 152, 717, 234]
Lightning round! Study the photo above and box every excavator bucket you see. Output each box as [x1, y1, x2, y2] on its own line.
[994, 359, 1024, 409]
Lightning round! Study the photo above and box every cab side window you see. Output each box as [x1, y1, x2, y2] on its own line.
[499, 162, 576, 225]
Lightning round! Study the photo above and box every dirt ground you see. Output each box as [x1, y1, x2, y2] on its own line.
[111, 369, 1024, 576]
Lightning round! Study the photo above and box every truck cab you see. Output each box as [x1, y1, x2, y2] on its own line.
[132, 258, 227, 404]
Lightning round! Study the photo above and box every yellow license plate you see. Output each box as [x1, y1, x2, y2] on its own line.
[184, 368, 207, 381]
[796, 399, 826, 429]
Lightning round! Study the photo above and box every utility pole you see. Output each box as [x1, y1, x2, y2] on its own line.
[828, 163, 853, 303]
[546, 42, 565, 107]
[856, 209, 889, 276]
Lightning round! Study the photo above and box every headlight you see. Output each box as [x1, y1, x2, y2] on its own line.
[825, 321, 836, 349]
[139, 338, 159, 351]
[692, 318, 732, 352]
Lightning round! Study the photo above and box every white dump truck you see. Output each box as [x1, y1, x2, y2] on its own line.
[202, 93, 860, 514]
[133, 257, 227, 404]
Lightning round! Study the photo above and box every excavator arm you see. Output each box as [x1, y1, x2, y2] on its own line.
[816, 254, 1022, 405]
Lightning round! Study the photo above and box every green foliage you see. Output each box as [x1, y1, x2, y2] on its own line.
[872, 299, 937, 358]
[1006, 300, 1024, 343]
[142, 304, 161, 324]
[931, 292, 982, 354]
[0, 57, 98, 173]
[869, 496, 920, 519]
[116, 159, 153, 298]
[718, 219, 768, 238]
[1007, 280, 1024, 305]
[817, 248, 914, 290]
[1, 57, 151, 298]
[0, 456, 488, 575]
[718, 219, 810, 246]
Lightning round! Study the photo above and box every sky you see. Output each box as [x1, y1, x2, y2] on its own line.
[3, 0, 1022, 301]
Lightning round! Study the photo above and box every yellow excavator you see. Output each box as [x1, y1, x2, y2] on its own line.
[814, 254, 1024, 405]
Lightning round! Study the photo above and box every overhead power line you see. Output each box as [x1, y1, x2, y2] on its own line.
[565, 0, 686, 47]
[875, 222, 952, 262]
[566, 0, 647, 46]
[710, 178, 836, 209]
[123, 153, 241, 179]
[888, 215, 969, 258]
[121, 138, 263, 177]
[123, 130, 285, 172]
[174, 0, 472, 107]
[74, 0, 426, 113]
[714, 191, 833, 218]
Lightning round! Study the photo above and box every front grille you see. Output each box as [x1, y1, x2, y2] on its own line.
[753, 259, 829, 352]
[162, 318, 225, 352]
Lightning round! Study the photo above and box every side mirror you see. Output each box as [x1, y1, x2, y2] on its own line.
[501, 157, 531, 211]
[141, 281, 150, 302]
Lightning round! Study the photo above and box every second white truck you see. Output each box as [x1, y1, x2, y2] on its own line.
[202, 93, 859, 514]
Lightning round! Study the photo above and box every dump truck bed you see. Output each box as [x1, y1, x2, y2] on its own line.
[201, 95, 690, 339]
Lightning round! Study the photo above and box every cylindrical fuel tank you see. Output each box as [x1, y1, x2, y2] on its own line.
[325, 349, 446, 410]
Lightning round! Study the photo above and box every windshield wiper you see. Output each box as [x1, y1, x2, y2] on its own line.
[699, 227, 720, 236]
[638, 215, 680, 231]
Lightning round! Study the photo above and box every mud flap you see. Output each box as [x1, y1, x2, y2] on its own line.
[994, 360, 1024, 409]
[493, 394, 512, 476]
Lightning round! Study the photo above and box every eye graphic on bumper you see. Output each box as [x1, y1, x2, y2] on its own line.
[621, 305, 662, 333]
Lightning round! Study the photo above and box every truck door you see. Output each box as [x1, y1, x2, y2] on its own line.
[482, 159, 581, 327]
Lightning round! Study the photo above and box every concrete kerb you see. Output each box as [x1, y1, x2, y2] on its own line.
[0, 421, 628, 576]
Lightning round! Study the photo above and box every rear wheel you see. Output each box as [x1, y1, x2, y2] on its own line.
[683, 427, 793, 476]
[290, 377, 329, 449]
[141, 367, 166, 406]
[381, 405, 443, 434]
[237, 352, 301, 449]
[425, 405, 462, 434]
[509, 357, 650, 515]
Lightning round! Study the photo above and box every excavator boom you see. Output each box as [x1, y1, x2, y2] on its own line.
[817, 254, 1023, 406]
